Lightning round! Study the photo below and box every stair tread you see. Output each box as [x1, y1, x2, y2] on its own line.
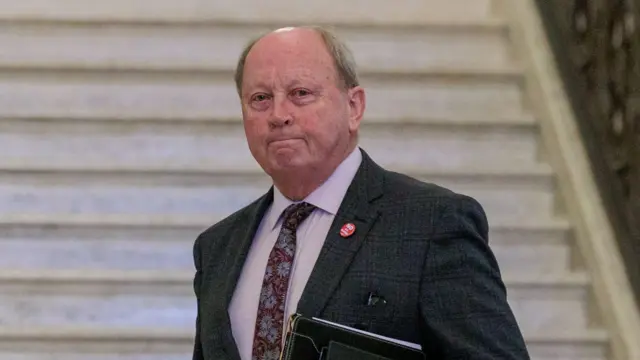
[0, 74, 525, 120]
[0, 212, 570, 229]
[0, 268, 589, 286]
[522, 329, 609, 343]
[505, 273, 590, 286]
[0, 15, 509, 29]
[0, 19, 515, 79]
[0, 269, 193, 283]
[0, 325, 193, 340]
[0, 7, 502, 27]
[0, 113, 537, 126]
[0, 324, 607, 343]
[0, 161, 550, 176]
[0, 63, 523, 79]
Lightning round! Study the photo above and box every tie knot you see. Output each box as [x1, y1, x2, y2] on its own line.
[282, 202, 316, 231]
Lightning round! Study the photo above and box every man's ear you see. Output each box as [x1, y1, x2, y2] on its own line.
[347, 86, 366, 133]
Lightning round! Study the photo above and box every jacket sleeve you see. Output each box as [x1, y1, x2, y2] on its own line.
[418, 194, 530, 359]
[192, 234, 204, 360]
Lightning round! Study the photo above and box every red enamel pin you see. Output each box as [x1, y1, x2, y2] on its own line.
[340, 223, 356, 238]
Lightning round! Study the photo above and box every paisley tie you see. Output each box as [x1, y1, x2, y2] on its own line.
[251, 202, 316, 360]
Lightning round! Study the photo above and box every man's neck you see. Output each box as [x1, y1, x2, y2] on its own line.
[272, 145, 356, 201]
[274, 179, 325, 201]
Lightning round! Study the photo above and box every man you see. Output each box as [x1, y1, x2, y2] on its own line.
[192, 26, 530, 360]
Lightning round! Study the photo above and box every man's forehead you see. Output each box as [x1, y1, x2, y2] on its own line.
[243, 65, 328, 87]
[242, 28, 339, 89]
[245, 33, 334, 73]
[250, 28, 326, 56]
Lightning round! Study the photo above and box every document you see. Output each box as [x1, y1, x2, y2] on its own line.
[311, 317, 422, 351]
[282, 314, 426, 360]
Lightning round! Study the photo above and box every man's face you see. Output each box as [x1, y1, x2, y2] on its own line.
[240, 28, 364, 179]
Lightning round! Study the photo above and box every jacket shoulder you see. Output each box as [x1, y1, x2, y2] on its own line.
[195, 195, 266, 246]
[382, 169, 471, 202]
[202, 208, 246, 236]
[381, 169, 488, 235]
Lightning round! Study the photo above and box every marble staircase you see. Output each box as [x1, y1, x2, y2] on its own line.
[0, 0, 611, 359]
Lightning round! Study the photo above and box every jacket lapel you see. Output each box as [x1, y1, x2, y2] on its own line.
[297, 149, 384, 317]
[217, 189, 274, 360]
[223, 188, 274, 305]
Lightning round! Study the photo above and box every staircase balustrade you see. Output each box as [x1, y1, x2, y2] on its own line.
[535, 0, 640, 305]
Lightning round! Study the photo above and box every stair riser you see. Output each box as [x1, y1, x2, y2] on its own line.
[0, 182, 555, 222]
[0, 227, 570, 273]
[494, 243, 571, 276]
[0, 288, 587, 331]
[0, 0, 493, 23]
[0, 354, 190, 360]
[0, 23, 512, 71]
[527, 343, 608, 360]
[0, 123, 539, 172]
[0, 339, 192, 357]
[0, 343, 606, 360]
[0, 294, 196, 327]
[0, 76, 524, 119]
[508, 287, 590, 332]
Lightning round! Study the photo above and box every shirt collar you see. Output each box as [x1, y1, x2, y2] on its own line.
[264, 147, 363, 231]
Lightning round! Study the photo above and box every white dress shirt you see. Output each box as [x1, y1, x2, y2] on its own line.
[228, 147, 363, 360]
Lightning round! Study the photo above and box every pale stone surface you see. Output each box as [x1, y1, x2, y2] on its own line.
[1, 355, 191, 360]
[508, 284, 590, 333]
[0, 0, 494, 23]
[0, 174, 555, 221]
[0, 121, 538, 172]
[525, 329, 609, 360]
[0, 22, 513, 71]
[0, 326, 193, 356]
[0, 294, 195, 327]
[0, 228, 199, 271]
[492, 227, 573, 275]
[0, 275, 588, 333]
[0, 328, 605, 360]
[0, 220, 571, 274]
[0, 74, 524, 119]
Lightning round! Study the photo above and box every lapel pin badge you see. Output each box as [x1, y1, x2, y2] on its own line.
[340, 223, 356, 238]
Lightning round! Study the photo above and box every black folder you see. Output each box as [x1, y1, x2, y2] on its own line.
[280, 314, 426, 360]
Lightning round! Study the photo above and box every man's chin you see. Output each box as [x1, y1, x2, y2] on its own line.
[266, 156, 310, 175]
[272, 159, 305, 172]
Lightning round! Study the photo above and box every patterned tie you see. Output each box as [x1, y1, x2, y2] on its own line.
[251, 202, 317, 360]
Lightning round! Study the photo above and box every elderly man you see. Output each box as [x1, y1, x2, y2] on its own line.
[191, 26, 530, 360]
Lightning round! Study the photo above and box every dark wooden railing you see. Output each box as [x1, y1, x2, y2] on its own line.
[534, 0, 640, 302]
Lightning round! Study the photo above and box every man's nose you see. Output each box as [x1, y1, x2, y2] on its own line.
[268, 96, 293, 128]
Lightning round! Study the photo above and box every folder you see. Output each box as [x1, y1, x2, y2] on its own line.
[280, 314, 426, 360]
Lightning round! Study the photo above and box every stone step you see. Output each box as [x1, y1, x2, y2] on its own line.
[0, 326, 192, 360]
[0, 212, 572, 275]
[0, 20, 513, 72]
[0, 165, 555, 220]
[524, 330, 609, 360]
[0, 68, 524, 119]
[505, 273, 593, 333]
[0, 270, 593, 334]
[0, 0, 495, 24]
[0, 327, 608, 360]
[491, 222, 574, 276]
[0, 115, 537, 174]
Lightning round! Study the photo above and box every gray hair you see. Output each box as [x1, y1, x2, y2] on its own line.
[233, 25, 360, 96]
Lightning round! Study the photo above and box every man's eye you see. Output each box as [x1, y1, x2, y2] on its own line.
[252, 94, 269, 102]
[293, 89, 311, 97]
